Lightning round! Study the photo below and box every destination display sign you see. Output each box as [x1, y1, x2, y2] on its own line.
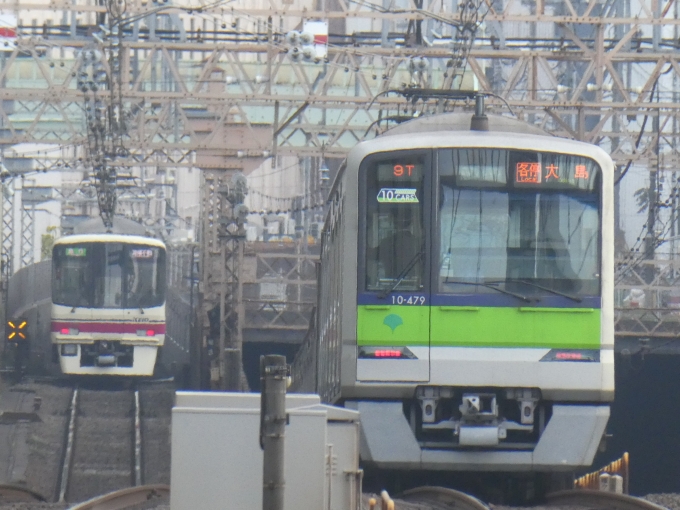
[511, 154, 598, 190]
[65, 247, 86, 257]
[439, 149, 601, 191]
[377, 161, 423, 182]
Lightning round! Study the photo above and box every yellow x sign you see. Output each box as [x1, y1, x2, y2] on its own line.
[7, 320, 27, 341]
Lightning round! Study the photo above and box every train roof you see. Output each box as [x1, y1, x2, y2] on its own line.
[72, 216, 151, 236]
[381, 112, 549, 137]
[54, 234, 166, 248]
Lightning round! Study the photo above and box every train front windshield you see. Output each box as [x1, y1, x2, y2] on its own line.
[438, 149, 601, 297]
[52, 243, 166, 308]
[363, 148, 601, 298]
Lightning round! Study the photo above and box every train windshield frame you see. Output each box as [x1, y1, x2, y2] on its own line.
[359, 147, 602, 300]
[52, 242, 167, 309]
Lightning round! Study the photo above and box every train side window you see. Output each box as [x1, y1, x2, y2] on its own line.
[364, 156, 426, 292]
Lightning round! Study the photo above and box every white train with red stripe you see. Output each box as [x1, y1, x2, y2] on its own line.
[51, 229, 166, 376]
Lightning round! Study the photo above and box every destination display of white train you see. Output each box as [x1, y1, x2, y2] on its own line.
[301, 96, 615, 479]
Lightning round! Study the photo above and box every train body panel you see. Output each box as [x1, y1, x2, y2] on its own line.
[50, 229, 167, 376]
[314, 111, 615, 472]
[350, 345, 614, 401]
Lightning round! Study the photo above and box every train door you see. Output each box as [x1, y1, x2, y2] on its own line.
[356, 151, 431, 382]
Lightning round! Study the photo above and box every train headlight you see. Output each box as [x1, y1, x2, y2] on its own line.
[61, 344, 78, 356]
[137, 329, 156, 337]
[60, 328, 79, 335]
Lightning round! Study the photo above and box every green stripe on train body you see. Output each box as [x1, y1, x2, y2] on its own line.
[357, 305, 601, 349]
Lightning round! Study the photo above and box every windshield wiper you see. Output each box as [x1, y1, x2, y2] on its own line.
[378, 250, 424, 299]
[498, 279, 582, 303]
[443, 278, 533, 303]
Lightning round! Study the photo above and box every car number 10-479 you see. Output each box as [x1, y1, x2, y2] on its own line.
[391, 295, 426, 305]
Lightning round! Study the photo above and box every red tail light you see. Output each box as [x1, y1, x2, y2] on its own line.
[374, 349, 403, 358]
[540, 349, 598, 362]
[358, 346, 417, 359]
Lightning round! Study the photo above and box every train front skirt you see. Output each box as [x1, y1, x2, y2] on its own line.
[347, 401, 610, 471]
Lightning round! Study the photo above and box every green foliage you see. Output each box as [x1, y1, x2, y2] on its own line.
[41, 226, 59, 261]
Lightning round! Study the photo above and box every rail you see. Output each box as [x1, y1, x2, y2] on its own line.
[0, 484, 46, 502]
[134, 390, 142, 487]
[68, 484, 170, 510]
[57, 387, 78, 503]
[546, 490, 668, 510]
[399, 486, 492, 510]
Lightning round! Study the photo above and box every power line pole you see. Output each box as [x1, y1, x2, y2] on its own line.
[260, 354, 287, 510]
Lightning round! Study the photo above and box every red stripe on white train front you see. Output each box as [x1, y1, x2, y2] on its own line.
[51, 321, 166, 334]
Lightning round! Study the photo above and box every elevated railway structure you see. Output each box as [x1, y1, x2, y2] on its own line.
[2, 0, 680, 386]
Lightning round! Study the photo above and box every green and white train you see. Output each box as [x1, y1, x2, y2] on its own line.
[315, 102, 614, 474]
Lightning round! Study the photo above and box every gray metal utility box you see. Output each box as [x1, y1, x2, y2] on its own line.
[170, 392, 361, 510]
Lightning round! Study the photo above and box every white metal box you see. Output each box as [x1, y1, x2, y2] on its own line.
[170, 392, 360, 510]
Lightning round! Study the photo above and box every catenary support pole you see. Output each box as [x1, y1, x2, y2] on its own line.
[260, 354, 287, 510]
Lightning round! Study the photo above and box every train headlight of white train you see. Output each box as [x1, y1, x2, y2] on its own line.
[136, 329, 157, 337]
[59, 328, 79, 335]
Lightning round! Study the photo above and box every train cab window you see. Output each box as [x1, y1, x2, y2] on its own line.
[364, 155, 426, 292]
[125, 246, 166, 308]
[52, 245, 92, 307]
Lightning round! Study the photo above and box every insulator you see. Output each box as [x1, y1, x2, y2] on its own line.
[299, 32, 313, 45]
[285, 31, 300, 45]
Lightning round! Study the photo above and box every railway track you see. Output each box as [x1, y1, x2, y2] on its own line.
[57, 386, 143, 504]
[545, 490, 671, 510]
[373, 487, 670, 510]
[396, 486, 492, 510]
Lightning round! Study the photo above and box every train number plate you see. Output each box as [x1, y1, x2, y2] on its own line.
[390, 295, 426, 305]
